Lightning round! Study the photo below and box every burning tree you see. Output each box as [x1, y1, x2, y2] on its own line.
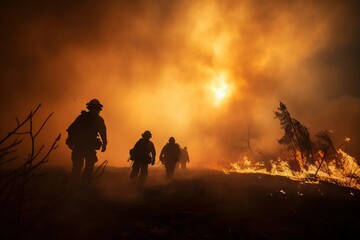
[314, 130, 341, 177]
[218, 101, 359, 189]
[274, 101, 313, 171]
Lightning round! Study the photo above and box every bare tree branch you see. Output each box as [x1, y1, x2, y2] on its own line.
[34, 112, 53, 138]
[92, 160, 108, 180]
[0, 104, 41, 145]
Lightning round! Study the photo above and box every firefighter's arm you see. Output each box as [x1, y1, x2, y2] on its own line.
[150, 142, 156, 165]
[98, 117, 107, 152]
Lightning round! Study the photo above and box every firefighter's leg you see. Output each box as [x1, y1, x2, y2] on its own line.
[130, 161, 141, 180]
[182, 161, 187, 170]
[138, 162, 148, 185]
[165, 163, 172, 178]
[82, 149, 98, 184]
[168, 162, 176, 178]
[71, 148, 85, 185]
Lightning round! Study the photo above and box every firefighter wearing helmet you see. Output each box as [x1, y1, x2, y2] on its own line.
[129, 130, 156, 186]
[159, 136, 181, 178]
[66, 99, 107, 185]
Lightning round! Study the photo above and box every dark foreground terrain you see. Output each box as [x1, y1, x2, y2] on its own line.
[3, 167, 360, 239]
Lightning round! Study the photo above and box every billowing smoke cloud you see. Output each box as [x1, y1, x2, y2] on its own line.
[1, 0, 359, 168]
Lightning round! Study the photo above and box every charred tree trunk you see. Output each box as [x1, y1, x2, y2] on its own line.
[275, 101, 312, 170]
[315, 149, 328, 177]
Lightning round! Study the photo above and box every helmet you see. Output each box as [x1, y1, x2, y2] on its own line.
[142, 130, 152, 139]
[86, 99, 103, 110]
[169, 137, 175, 144]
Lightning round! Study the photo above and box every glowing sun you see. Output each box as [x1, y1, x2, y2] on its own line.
[209, 72, 233, 106]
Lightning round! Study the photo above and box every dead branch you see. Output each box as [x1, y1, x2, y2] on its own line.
[34, 112, 53, 138]
[0, 104, 62, 238]
[0, 104, 41, 145]
[92, 160, 108, 180]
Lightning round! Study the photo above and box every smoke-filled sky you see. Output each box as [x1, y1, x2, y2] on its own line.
[1, 0, 359, 167]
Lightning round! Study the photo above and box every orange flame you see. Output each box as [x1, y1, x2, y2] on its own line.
[213, 150, 360, 190]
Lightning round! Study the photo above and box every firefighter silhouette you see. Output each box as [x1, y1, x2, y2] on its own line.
[129, 130, 156, 186]
[66, 99, 107, 185]
[179, 146, 190, 170]
[159, 137, 181, 178]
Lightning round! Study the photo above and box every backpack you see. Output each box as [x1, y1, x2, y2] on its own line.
[129, 139, 153, 162]
[161, 143, 181, 162]
[129, 148, 136, 161]
[66, 111, 101, 150]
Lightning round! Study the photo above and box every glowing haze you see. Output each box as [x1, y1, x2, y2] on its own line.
[0, 0, 359, 168]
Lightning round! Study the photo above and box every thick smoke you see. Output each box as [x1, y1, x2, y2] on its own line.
[0, 0, 359, 168]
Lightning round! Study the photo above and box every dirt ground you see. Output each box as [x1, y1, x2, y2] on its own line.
[4, 167, 360, 239]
